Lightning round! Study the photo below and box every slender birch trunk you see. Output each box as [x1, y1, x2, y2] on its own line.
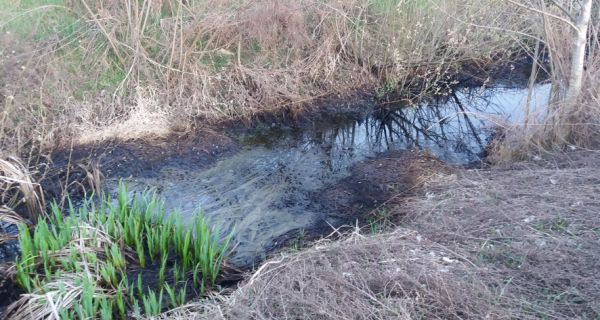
[554, 0, 593, 140]
[565, 0, 593, 104]
[525, 40, 541, 127]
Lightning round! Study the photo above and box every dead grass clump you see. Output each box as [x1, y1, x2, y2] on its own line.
[0, 157, 45, 224]
[397, 151, 600, 318]
[73, 86, 172, 144]
[6, 267, 112, 320]
[0, 206, 27, 244]
[152, 297, 227, 320]
[184, 229, 508, 320]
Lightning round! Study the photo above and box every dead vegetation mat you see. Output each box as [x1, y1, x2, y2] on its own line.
[396, 150, 600, 318]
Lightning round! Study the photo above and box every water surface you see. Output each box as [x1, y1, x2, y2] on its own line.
[110, 83, 550, 267]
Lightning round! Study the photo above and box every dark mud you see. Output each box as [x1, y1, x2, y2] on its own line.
[264, 150, 451, 260]
[0, 265, 19, 312]
[43, 128, 238, 200]
[314, 150, 451, 220]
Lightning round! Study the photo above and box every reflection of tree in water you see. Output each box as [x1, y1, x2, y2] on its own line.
[311, 86, 508, 164]
[370, 88, 497, 158]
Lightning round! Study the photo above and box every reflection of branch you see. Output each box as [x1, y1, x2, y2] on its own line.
[391, 113, 443, 148]
[433, 106, 447, 138]
[373, 111, 417, 146]
[451, 93, 484, 147]
[395, 111, 433, 140]
[386, 123, 394, 143]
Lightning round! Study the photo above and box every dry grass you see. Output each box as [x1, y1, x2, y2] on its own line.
[73, 86, 172, 144]
[0, 157, 45, 223]
[0, 206, 27, 244]
[0, 0, 532, 155]
[156, 229, 506, 320]
[396, 150, 600, 318]
[6, 272, 111, 320]
[4, 221, 119, 319]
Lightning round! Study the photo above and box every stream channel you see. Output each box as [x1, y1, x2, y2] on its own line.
[107, 82, 550, 268]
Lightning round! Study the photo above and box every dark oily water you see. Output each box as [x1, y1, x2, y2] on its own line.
[109, 84, 550, 267]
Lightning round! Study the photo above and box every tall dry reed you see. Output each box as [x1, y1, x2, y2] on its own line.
[1, 0, 532, 154]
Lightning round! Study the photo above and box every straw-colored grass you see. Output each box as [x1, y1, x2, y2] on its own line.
[0, 0, 532, 154]
[153, 228, 505, 320]
[0, 157, 45, 223]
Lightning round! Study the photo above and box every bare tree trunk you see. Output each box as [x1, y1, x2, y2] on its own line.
[590, 4, 599, 56]
[525, 39, 541, 127]
[555, 0, 593, 141]
[595, 4, 600, 96]
[537, 0, 563, 105]
[565, 0, 593, 104]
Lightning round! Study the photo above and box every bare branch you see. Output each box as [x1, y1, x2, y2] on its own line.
[547, 0, 576, 21]
[504, 0, 578, 31]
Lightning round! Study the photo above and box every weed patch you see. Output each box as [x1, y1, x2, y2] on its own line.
[532, 215, 572, 235]
[6, 182, 233, 319]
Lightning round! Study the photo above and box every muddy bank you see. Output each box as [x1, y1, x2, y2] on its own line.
[0, 64, 550, 274]
[314, 150, 450, 220]
[43, 128, 238, 200]
[269, 150, 451, 254]
[164, 150, 600, 320]
[105, 84, 550, 268]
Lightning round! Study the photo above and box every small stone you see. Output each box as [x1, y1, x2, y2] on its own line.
[442, 257, 455, 263]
